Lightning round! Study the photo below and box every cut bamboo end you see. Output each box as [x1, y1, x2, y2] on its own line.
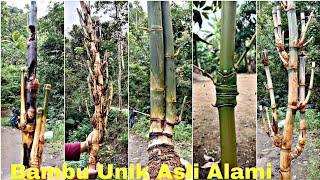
[43, 84, 51, 91]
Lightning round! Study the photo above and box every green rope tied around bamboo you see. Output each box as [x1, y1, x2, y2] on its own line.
[215, 69, 238, 108]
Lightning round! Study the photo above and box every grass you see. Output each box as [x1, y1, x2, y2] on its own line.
[1, 116, 11, 126]
[306, 132, 320, 179]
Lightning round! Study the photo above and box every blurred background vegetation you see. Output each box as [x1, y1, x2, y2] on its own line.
[65, 1, 128, 170]
[129, 1, 192, 162]
[193, 1, 256, 74]
[1, 1, 64, 152]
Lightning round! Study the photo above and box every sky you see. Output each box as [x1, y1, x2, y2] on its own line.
[3, 0, 62, 18]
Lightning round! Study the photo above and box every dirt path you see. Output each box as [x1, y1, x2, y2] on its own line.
[193, 73, 256, 178]
[128, 133, 149, 167]
[256, 121, 316, 179]
[1, 126, 63, 180]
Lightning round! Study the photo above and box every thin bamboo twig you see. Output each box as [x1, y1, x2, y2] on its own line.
[234, 32, 256, 69]
[192, 65, 215, 82]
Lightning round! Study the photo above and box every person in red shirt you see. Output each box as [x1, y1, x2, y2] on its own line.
[65, 132, 98, 179]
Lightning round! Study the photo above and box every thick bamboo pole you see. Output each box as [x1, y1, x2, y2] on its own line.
[162, 0, 184, 173]
[147, 2, 167, 178]
[215, 1, 238, 169]
[20, 1, 38, 168]
[279, 2, 299, 179]
[147, 1, 167, 150]
[163, 0, 176, 146]
[78, 1, 110, 171]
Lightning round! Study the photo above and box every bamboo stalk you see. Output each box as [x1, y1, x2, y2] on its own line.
[38, 84, 51, 163]
[279, 2, 299, 179]
[20, 1, 38, 168]
[78, 1, 109, 170]
[146, 2, 184, 179]
[216, 1, 238, 169]
[147, 1, 166, 150]
[29, 108, 43, 168]
[163, 0, 176, 146]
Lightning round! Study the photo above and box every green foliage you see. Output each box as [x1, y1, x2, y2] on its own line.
[1, 117, 11, 126]
[173, 122, 192, 143]
[307, 137, 320, 179]
[193, 1, 256, 74]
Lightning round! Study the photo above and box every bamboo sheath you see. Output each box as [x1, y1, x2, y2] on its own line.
[262, 2, 316, 179]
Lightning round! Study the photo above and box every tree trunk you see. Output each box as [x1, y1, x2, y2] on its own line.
[216, 1, 238, 169]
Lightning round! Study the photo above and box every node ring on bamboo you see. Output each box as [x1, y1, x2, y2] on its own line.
[215, 69, 239, 108]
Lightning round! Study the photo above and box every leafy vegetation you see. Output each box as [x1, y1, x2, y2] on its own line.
[193, 1, 256, 74]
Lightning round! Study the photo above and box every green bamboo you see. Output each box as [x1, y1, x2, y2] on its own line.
[147, 1, 166, 148]
[162, 1, 175, 145]
[217, 1, 238, 169]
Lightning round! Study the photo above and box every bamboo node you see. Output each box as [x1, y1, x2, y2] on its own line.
[215, 70, 238, 108]
[150, 117, 164, 122]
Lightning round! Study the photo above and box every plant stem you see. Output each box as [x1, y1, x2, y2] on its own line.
[217, 1, 238, 169]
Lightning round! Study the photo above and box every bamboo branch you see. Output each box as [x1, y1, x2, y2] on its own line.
[272, 6, 289, 66]
[259, 105, 270, 136]
[234, 32, 256, 70]
[301, 62, 315, 107]
[177, 96, 188, 123]
[297, 11, 314, 48]
[193, 65, 215, 82]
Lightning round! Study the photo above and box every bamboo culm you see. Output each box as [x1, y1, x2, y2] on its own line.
[77, 1, 113, 170]
[261, 2, 315, 179]
[215, 1, 238, 169]
[147, 1, 184, 179]
[19, 1, 52, 170]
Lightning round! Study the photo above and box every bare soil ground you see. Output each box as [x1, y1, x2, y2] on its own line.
[193, 73, 256, 178]
[1, 126, 64, 180]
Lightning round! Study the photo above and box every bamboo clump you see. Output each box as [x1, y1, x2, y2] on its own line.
[18, 1, 52, 170]
[147, 1, 185, 179]
[261, 2, 315, 179]
[77, 1, 113, 170]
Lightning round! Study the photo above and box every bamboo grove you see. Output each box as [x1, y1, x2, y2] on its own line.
[194, 1, 256, 169]
[260, 1, 316, 179]
[18, 1, 51, 170]
[77, 1, 113, 171]
[146, 1, 185, 179]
